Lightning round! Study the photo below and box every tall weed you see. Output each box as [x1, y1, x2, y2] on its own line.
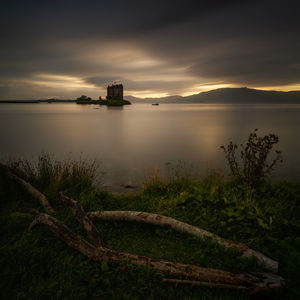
[221, 129, 283, 189]
[7, 153, 102, 198]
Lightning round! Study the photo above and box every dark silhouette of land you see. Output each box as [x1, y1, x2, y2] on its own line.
[1, 87, 300, 104]
[0, 99, 76, 104]
[126, 87, 300, 104]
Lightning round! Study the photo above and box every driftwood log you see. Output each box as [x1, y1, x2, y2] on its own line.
[59, 192, 105, 247]
[27, 193, 284, 295]
[162, 278, 284, 294]
[162, 278, 247, 290]
[0, 163, 54, 213]
[88, 210, 278, 273]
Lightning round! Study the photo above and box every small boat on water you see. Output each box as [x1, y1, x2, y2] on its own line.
[152, 103, 159, 106]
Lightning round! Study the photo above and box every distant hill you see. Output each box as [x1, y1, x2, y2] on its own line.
[125, 95, 183, 103]
[126, 88, 300, 104]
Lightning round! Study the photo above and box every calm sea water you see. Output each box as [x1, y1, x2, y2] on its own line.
[1, 103, 299, 190]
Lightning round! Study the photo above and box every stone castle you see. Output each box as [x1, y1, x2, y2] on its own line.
[106, 83, 123, 100]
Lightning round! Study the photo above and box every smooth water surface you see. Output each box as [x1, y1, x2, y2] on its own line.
[1, 103, 299, 190]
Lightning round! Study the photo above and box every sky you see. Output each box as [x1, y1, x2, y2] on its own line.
[0, 0, 299, 99]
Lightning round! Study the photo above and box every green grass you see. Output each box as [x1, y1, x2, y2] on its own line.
[0, 155, 299, 299]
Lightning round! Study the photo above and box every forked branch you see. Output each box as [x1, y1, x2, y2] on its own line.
[29, 203, 284, 295]
[59, 192, 105, 247]
[88, 210, 278, 273]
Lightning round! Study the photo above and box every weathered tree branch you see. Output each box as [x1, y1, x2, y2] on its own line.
[162, 278, 247, 290]
[0, 163, 54, 213]
[163, 276, 284, 295]
[28, 210, 99, 258]
[59, 192, 105, 247]
[88, 210, 278, 273]
[29, 209, 284, 294]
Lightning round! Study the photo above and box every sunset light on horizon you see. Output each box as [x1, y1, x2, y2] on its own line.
[1, 1, 299, 100]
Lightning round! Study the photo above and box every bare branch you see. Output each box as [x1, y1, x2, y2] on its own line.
[0, 163, 54, 213]
[162, 278, 247, 290]
[88, 210, 278, 273]
[28, 210, 284, 293]
[59, 192, 105, 247]
[29, 211, 99, 258]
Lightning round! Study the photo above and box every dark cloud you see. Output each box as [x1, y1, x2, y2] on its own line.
[86, 76, 193, 94]
[188, 40, 300, 86]
[0, 0, 299, 99]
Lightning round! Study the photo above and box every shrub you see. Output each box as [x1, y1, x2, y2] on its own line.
[221, 129, 283, 188]
[76, 95, 91, 101]
[7, 153, 102, 197]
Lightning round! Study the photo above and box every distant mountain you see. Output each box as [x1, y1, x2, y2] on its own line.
[126, 88, 300, 104]
[125, 95, 183, 103]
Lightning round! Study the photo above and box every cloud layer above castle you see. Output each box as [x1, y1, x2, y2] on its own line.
[1, 0, 299, 99]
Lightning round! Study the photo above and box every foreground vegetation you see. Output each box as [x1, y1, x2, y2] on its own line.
[0, 153, 299, 299]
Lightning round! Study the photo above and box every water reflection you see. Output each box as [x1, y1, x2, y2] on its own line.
[0, 103, 299, 190]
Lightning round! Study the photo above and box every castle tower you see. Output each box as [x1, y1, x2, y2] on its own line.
[107, 83, 123, 100]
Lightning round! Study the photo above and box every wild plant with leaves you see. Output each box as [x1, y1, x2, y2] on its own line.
[221, 129, 283, 188]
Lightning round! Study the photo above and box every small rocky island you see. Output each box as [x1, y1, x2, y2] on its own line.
[76, 82, 131, 106]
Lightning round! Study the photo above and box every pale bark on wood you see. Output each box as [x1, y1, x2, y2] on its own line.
[28, 210, 284, 294]
[29, 209, 99, 258]
[88, 210, 278, 273]
[162, 278, 283, 295]
[27, 192, 284, 296]
[162, 278, 247, 290]
[58, 192, 105, 247]
[0, 163, 54, 213]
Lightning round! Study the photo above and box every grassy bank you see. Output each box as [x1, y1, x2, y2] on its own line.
[0, 155, 299, 299]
